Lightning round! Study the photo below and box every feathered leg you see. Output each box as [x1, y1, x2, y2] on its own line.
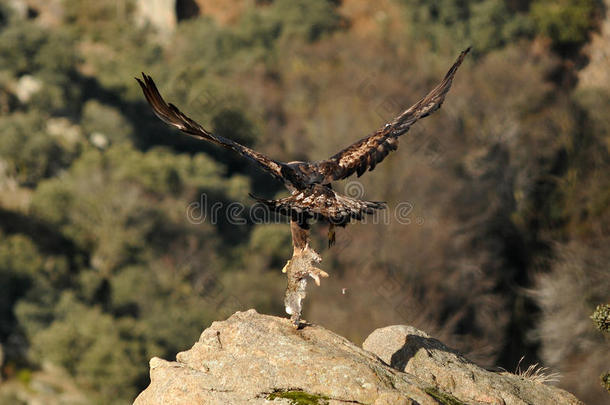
[283, 219, 328, 326]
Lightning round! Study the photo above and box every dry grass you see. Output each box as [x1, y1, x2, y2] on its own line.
[514, 356, 561, 385]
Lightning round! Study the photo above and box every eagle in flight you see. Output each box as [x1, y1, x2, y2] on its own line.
[137, 47, 469, 324]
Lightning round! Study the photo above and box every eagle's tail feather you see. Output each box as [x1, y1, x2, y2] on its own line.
[248, 190, 386, 225]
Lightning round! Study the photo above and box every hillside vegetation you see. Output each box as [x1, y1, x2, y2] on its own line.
[0, 0, 608, 404]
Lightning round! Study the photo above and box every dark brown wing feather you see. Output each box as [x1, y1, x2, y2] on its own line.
[310, 47, 470, 183]
[136, 73, 294, 187]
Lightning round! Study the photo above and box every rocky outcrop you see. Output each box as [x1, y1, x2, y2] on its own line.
[135, 0, 177, 36]
[134, 310, 583, 405]
[134, 0, 247, 36]
[363, 325, 580, 405]
[578, 0, 610, 89]
[7, 0, 64, 28]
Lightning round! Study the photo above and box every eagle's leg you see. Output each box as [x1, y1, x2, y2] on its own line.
[284, 219, 328, 326]
[327, 222, 336, 248]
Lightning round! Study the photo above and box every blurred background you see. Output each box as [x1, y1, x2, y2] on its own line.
[0, 0, 608, 403]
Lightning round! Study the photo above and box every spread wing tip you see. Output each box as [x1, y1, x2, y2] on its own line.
[136, 73, 291, 186]
[314, 48, 469, 183]
[457, 47, 472, 60]
[136, 73, 159, 96]
[135, 72, 149, 83]
[458, 46, 471, 63]
[444, 47, 471, 80]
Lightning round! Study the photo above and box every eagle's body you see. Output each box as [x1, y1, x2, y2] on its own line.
[137, 47, 470, 324]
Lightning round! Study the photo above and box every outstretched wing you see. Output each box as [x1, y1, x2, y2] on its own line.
[136, 73, 293, 186]
[310, 47, 470, 183]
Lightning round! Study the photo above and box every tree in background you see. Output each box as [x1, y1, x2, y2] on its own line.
[0, 0, 607, 403]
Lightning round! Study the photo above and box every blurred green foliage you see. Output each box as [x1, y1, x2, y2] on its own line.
[29, 292, 148, 399]
[531, 0, 598, 49]
[268, 0, 343, 41]
[0, 22, 77, 78]
[81, 100, 134, 145]
[0, 21, 81, 113]
[0, 0, 607, 404]
[403, 0, 602, 54]
[402, 0, 535, 53]
[0, 112, 79, 186]
[62, 0, 137, 41]
[0, 234, 43, 341]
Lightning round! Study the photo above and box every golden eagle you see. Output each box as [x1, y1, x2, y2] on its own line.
[137, 47, 469, 324]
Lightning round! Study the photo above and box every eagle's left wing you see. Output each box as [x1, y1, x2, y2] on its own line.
[136, 73, 293, 186]
[310, 47, 470, 183]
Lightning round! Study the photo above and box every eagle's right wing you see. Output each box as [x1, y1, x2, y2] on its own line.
[310, 47, 470, 183]
[136, 73, 290, 185]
